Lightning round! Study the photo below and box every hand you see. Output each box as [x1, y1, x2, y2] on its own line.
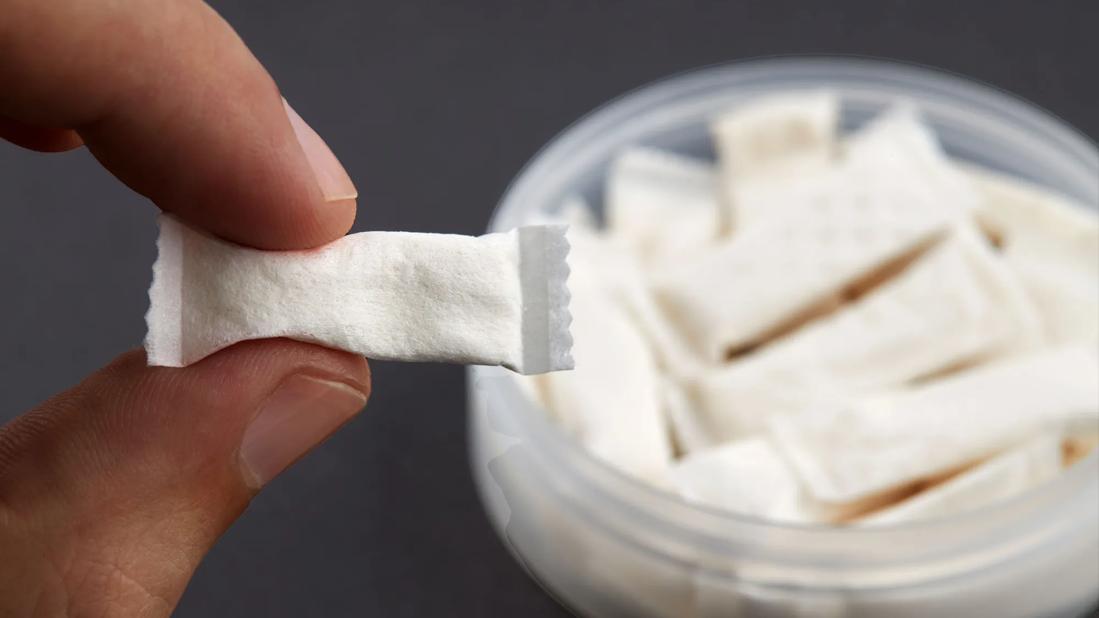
[0, 1, 371, 614]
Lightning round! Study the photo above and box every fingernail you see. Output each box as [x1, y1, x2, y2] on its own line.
[240, 374, 367, 488]
[283, 99, 358, 202]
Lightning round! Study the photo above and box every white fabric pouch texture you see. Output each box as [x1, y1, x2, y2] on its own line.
[772, 345, 1099, 504]
[605, 147, 720, 264]
[145, 215, 573, 374]
[858, 432, 1064, 526]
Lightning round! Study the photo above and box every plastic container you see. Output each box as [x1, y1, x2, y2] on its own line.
[468, 57, 1099, 617]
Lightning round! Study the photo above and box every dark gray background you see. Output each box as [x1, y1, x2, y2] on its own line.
[1, 1, 1096, 616]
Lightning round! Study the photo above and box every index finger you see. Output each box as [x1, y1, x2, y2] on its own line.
[0, 0, 357, 250]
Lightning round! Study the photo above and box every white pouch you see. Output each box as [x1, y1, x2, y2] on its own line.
[712, 91, 838, 228]
[653, 165, 965, 361]
[145, 215, 573, 374]
[668, 436, 816, 523]
[1008, 258, 1099, 345]
[723, 105, 977, 235]
[966, 166, 1099, 344]
[606, 147, 720, 263]
[570, 224, 706, 378]
[520, 197, 698, 376]
[772, 345, 1099, 504]
[858, 432, 1064, 525]
[682, 224, 1042, 444]
[843, 106, 976, 199]
[839, 107, 983, 228]
[965, 164, 1098, 262]
[537, 234, 672, 484]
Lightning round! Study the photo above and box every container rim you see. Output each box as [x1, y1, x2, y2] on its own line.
[490, 55, 1097, 234]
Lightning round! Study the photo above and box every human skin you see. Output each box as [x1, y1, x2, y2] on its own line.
[0, 1, 372, 615]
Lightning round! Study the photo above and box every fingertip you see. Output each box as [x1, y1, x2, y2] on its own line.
[171, 194, 358, 251]
[0, 340, 371, 612]
[238, 372, 366, 489]
[0, 117, 83, 153]
[278, 194, 359, 250]
[184, 338, 371, 406]
[283, 100, 358, 204]
[317, 195, 359, 243]
[274, 100, 360, 248]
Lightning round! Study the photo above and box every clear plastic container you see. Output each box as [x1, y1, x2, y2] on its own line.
[467, 57, 1099, 617]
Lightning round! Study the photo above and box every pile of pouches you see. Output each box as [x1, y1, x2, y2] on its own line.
[522, 92, 1099, 525]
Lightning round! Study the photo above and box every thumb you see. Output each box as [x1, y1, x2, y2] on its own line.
[0, 340, 370, 616]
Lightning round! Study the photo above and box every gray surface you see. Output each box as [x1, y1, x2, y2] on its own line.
[1, 1, 1096, 616]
